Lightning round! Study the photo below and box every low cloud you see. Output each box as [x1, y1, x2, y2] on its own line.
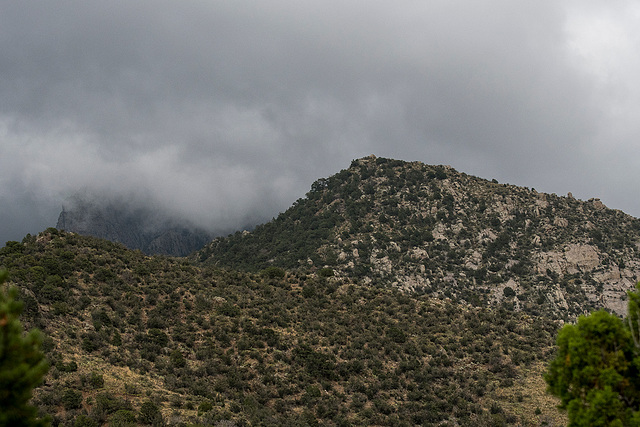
[2, 1, 640, 243]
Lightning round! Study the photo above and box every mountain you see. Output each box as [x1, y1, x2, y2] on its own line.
[0, 229, 566, 426]
[198, 155, 640, 319]
[56, 195, 213, 257]
[6, 154, 640, 425]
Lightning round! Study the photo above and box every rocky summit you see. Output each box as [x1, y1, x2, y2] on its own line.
[199, 155, 640, 319]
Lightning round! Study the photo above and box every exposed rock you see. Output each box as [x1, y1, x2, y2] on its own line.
[536, 244, 600, 275]
[590, 198, 606, 210]
[553, 217, 568, 227]
[57, 196, 212, 256]
[371, 254, 392, 274]
[410, 247, 428, 259]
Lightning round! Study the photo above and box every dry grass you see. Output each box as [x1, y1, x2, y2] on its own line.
[489, 361, 567, 426]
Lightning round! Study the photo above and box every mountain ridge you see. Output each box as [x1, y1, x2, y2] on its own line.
[9, 154, 629, 424]
[198, 155, 640, 319]
[56, 195, 213, 257]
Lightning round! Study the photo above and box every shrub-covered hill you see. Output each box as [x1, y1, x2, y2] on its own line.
[198, 155, 640, 320]
[1, 229, 565, 426]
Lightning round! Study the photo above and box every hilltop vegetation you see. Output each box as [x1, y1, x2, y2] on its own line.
[1, 229, 565, 426]
[199, 155, 640, 319]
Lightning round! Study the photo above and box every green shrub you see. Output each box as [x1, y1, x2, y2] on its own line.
[109, 409, 137, 427]
[261, 267, 286, 279]
[56, 360, 78, 372]
[74, 414, 99, 427]
[95, 392, 131, 415]
[138, 400, 163, 425]
[89, 372, 105, 389]
[503, 287, 516, 298]
[62, 388, 83, 410]
[170, 349, 186, 368]
[198, 400, 214, 415]
[0, 274, 50, 426]
[318, 268, 334, 278]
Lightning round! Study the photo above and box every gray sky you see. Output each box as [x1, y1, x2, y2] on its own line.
[2, 1, 640, 244]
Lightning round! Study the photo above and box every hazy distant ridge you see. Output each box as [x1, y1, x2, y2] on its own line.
[56, 196, 212, 256]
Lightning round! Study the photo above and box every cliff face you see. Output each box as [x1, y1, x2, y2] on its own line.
[56, 198, 212, 256]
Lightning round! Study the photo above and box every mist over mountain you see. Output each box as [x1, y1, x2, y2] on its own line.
[5, 2, 640, 251]
[55, 194, 216, 256]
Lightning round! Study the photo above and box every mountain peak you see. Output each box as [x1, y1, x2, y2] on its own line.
[56, 195, 212, 256]
[198, 156, 640, 320]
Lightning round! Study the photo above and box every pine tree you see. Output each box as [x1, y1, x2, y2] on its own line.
[0, 269, 50, 427]
[545, 284, 640, 426]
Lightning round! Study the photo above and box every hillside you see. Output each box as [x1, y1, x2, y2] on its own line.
[198, 155, 640, 319]
[1, 229, 565, 426]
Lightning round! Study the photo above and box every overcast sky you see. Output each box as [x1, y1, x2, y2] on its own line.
[2, 1, 640, 244]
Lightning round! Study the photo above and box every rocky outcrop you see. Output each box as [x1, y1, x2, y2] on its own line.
[145, 229, 213, 257]
[536, 244, 600, 275]
[56, 197, 212, 256]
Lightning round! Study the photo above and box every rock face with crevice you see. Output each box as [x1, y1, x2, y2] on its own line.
[199, 155, 640, 319]
[56, 196, 212, 256]
[536, 244, 600, 276]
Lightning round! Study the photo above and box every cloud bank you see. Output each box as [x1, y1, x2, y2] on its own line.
[2, 1, 640, 243]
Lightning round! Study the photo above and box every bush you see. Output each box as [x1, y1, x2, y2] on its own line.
[261, 267, 286, 279]
[95, 392, 131, 415]
[198, 400, 214, 415]
[387, 326, 407, 344]
[503, 287, 516, 298]
[82, 332, 102, 353]
[170, 349, 186, 368]
[62, 388, 83, 410]
[109, 409, 137, 426]
[138, 400, 163, 425]
[56, 360, 78, 372]
[74, 414, 99, 427]
[318, 268, 334, 278]
[89, 372, 105, 389]
[302, 285, 316, 299]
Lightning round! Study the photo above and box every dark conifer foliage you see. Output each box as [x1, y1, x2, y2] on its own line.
[0, 269, 50, 427]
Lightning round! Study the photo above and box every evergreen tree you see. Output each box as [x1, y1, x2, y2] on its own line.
[545, 285, 640, 426]
[0, 269, 50, 427]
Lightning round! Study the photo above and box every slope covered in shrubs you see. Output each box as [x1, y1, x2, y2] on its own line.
[199, 155, 640, 319]
[1, 229, 565, 425]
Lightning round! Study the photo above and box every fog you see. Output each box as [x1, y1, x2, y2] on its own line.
[2, 1, 640, 244]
